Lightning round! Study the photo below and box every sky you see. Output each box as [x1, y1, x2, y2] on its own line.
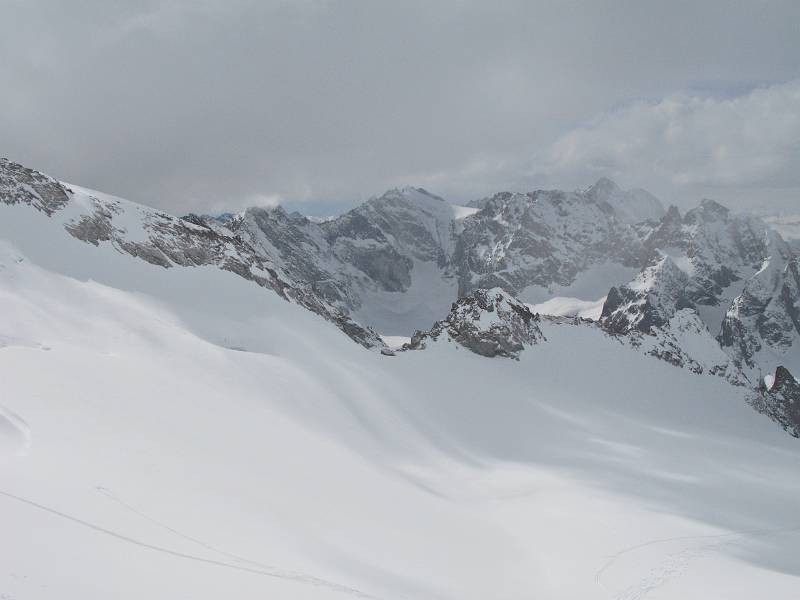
[1, 0, 799, 216]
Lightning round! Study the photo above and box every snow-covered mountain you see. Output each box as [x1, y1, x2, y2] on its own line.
[195, 180, 658, 335]
[2, 157, 800, 599]
[2, 157, 798, 425]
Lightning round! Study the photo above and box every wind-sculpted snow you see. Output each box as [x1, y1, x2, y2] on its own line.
[3, 227, 800, 599]
[5, 163, 800, 598]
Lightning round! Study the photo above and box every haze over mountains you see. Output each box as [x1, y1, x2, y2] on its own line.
[2, 157, 800, 599]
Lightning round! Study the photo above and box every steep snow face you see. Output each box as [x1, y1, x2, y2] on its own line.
[629, 308, 740, 382]
[585, 177, 666, 224]
[527, 295, 606, 319]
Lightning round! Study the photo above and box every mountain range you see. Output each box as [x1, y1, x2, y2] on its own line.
[2, 157, 800, 599]
[2, 157, 797, 436]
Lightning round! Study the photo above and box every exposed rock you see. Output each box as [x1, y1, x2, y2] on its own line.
[630, 309, 743, 384]
[3, 158, 799, 409]
[406, 288, 544, 358]
[0, 161, 384, 350]
[750, 366, 800, 437]
[452, 187, 648, 298]
[600, 255, 691, 334]
[719, 232, 800, 377]
[0, 158, 71, 215]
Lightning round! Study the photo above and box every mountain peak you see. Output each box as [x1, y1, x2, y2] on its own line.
[601, 254, 691, 335]
[407, 288, 544, 358]
[378, 186, 446, 203]
[0, 158, 71, 216]
[585, 178, 665, 224]
[587, 177, 621, 196]
[686, 198, 731, 223]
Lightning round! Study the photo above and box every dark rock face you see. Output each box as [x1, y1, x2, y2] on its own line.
[718, 233, 800, 375]
[751, 367, 800, 437]
[599, 198, 798, 387]
[236, 187, 455, 320]
[407, 288, 544, 358]
[0, 158, 71, 215]
[452, 189, 649, 297]
[641, 200, 769, 309]
[207, 180, 661, 332]
[600, 256, 691, 335]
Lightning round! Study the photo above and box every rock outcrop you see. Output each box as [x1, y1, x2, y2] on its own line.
[750, 367, 800, 437]
[406, 288, 544, 358]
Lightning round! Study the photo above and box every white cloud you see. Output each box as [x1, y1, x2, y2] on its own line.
[542, 81, 800, 200]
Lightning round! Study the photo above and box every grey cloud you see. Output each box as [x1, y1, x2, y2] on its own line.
[1, 0, 799, 215]
[537, 80, 800, 210]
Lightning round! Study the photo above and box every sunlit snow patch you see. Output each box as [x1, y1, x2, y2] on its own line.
[527, 296, 606, 320]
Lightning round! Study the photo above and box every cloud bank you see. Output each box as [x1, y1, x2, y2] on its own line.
[1, 1, 798, 214]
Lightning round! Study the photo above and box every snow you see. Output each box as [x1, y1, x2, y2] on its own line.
[450, 204, 479, 220]
[65, 183, 154, 243]
[764, 373, 776, 390]
[519, 261, 639, 304]
[660, 246, 695, 276]
[3, 201, 800, 599]
[763, 214, 800, 242]
[379, 335, 411, 349]
[352, 259, 458, 335]
[527, 296, 606, 319]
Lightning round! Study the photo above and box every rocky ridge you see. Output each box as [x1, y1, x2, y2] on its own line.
[406, 288, 544, 358]
[0, 160, 382, 349]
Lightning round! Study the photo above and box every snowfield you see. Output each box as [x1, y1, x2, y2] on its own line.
[2, 202, 800, 600]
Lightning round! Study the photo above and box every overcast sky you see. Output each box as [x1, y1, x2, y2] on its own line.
[2, 0, 799, 215]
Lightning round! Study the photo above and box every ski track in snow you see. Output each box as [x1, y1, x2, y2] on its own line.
[94, 486, 359, 587]
[0, 489, 376, 599]
[595, 524, 800, 599]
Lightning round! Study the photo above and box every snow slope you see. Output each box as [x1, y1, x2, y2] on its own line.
[2, 199, 800, 599]
[528, 295, 606, 319]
